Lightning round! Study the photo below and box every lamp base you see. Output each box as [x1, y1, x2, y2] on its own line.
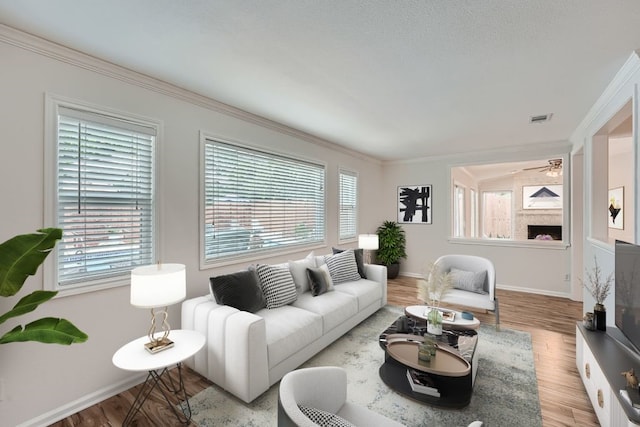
[144, 337, 174, 354]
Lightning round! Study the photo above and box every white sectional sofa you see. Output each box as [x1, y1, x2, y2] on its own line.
[181, 250, 387, 403]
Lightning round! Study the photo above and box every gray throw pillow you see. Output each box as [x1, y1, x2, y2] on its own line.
[209, 270, 266, 313]
[450, 268, 488, 294]
[298, 404, 356, 427]
[306, 264, 334, 296]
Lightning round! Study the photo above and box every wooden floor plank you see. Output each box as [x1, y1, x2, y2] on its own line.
[50, 276, 599, 426]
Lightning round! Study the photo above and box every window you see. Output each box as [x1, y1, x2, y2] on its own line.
[470, 189, 478, 238]
[339, 170, 358, 241]
[52, 105, 156, 288]
[202, 138, 325, 263]
[453, 184, 465, 237]
[482, 191, 512, 239]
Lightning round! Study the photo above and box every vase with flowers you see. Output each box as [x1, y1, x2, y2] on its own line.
[417, 262, 453, 335]
[581, 256, 613, 331]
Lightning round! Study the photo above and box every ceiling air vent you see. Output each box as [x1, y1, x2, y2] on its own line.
[530, 113, 553, 124]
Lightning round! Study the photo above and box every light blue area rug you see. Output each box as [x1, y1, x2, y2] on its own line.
[188, 305, 541, 426]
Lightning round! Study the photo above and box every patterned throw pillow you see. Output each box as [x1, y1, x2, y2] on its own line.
[332, 247, 367, 279]
[255, 264, 298, 309]
[297, 405, 356, 427]
[450, 268, 488, 294]
[306, 264, 334, 296]
[324, 250, 361, 284]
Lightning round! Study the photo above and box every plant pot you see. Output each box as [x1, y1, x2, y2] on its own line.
[386, 263, 400, 279]
[594, 303, 606, 331]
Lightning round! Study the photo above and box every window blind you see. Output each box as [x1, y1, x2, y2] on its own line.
[56, 107, 155, 286]
[339, 170, 358, 240]
[203, 140, 325, 261]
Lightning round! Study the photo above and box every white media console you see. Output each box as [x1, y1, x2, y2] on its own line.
[576, 323, 640, 426]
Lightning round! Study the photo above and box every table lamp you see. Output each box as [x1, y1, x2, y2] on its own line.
[130, 263, 186, 354]
[358, 234, 379, 264]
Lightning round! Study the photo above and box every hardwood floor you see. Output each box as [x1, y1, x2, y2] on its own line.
[52, 277, 599, 426]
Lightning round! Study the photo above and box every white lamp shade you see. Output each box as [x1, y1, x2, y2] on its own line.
[358, 234, 379, 250]
[130, 263, 186, 308]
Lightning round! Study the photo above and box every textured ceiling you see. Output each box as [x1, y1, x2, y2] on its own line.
[1, 0, 640, 161]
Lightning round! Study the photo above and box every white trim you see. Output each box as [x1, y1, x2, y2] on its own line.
[16, 373, 145, 427]
[448, 237, 570, 250]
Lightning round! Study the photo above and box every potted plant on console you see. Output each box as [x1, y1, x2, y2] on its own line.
[376, 220, 407, 279]
[582, 256, 613, 332]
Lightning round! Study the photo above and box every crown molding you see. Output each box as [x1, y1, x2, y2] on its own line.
[569, 50, 640, 147]
[0, 24, 381, 164]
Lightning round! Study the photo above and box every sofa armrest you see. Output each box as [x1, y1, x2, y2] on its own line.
[224, 310, 270, 403]
[364, 263, 388, 306]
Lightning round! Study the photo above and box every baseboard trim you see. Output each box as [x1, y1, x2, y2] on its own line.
[397, 273, 571, 299]
[16, 374, 146, 427]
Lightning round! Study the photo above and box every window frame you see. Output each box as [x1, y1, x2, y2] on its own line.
[338, 168, 358, 243]
[199, 133, 327, 268]
[44, 94, 160, 295]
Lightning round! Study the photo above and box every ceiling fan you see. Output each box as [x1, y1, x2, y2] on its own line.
[523, 159, 563, 177]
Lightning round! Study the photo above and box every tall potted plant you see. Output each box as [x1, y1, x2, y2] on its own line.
[0, 228, 87, 345]
[376, 220, 407, 279]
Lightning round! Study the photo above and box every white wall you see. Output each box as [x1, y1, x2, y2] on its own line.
[571, 51, 640, 320]
[0, 28, 383, 426]
[382, 145, 572, 296]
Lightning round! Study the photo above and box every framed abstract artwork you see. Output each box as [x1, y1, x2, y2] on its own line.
[608, 187, 624, 229]
[398, 185, 432, 224]
[522, 185, 562, 209]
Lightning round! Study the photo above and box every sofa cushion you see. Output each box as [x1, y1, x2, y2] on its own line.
[258, 305, 323, 369]
[324, 250, 361, 284]
[333, 279, 382, 310]
[449, 267, 488, 294]
[209, 270, 266, 313]
[289, 252, 317, 294]
[255, 264, 298, 309]
[332, 247, 367, 279]
[293, 290, 358, 333]
[298, 405, 356, 427]
[307, 264, 335, 296]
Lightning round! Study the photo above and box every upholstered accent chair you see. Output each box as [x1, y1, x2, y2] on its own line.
[278, 366, 404, 427]
[433, 254, 499, 329]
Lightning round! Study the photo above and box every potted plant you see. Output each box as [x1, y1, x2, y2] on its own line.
[376, 220, 407, 279]
[0, 228, 88, 345]
[581, 256, 613, 332]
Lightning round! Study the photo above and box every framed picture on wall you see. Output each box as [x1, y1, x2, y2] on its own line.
[522, 185, 562, 209]
[398, 185, 432, 224]
[608, 187, 624, 229]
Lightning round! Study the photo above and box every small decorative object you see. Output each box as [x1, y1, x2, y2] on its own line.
[461, 311, 474, 321]
[622, 368, 639, 389]
[418, 335, 437, 363]
[418, 262, 452, 336]
[583, 312, 595, 331]
[581, 257, 613, 332]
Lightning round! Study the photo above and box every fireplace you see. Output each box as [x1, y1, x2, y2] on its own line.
[528, 225, 562, 240]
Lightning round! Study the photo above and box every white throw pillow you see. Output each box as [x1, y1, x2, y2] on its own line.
[288, 252, 317, 294]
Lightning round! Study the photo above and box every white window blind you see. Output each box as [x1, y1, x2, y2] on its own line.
[203, 139, 325, 262]
[56, 107, 155, 286]
[339, 170, 358, 240]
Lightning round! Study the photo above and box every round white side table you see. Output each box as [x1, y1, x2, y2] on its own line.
[113, 329, 205, 426]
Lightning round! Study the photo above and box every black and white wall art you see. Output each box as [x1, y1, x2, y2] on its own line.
[608, 186, 624, 229]
[398, 185, 432, 224]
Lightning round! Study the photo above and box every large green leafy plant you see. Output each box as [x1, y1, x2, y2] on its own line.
[376, 220, 407, 265]
[0, 228, 87, 345]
